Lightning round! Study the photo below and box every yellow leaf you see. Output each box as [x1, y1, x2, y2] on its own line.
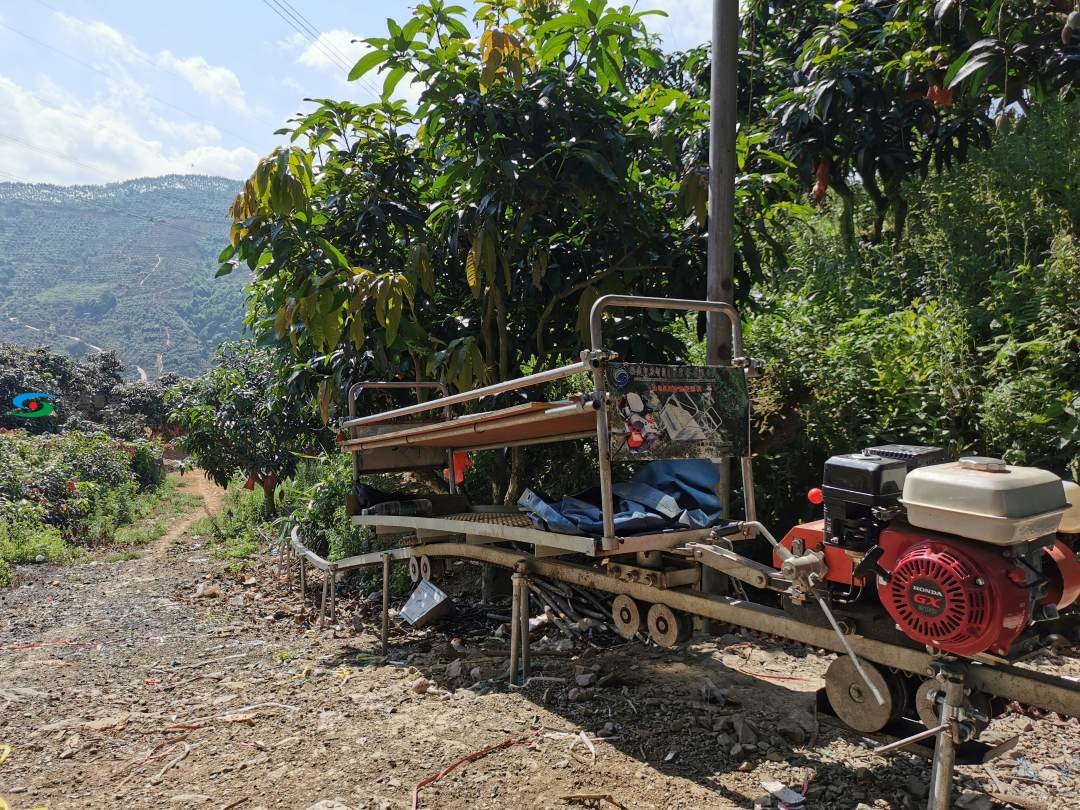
[530, 247, 549, 290]
[317, 379, 330, 426]
[466, 245, 482, 298]
[348, 316, 365, 349]
[273, 305, 289, 339]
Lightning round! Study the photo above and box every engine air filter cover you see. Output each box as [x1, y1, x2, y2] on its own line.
[878, 527, 1032, 658]
[902, 461, 1067, 545]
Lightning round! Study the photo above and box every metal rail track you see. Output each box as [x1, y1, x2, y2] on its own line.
[297, 533, 1080, 717]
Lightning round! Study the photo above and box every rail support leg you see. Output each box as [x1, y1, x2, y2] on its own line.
[517, 566, 530, 682]
[509, 571, 523, 686]
[298, 559, 307, 608]
[927, 663, 966, 810]
[329, 564, 337, 623]
[318, 574, 329, 628]
[381, 554, 391, 656]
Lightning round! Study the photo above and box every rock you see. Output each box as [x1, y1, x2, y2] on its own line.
[554, 638, 574, 652]
[307, 801, 354, 810]
[555, 759, 570, 769]
[194, 581, 222, 599]
[34, 554, 45, 563]
[469, 667, 484, 682]
[955, 793, 993, 810]
[228, 595, 245, 607]
[575, 673, 597, 688]
[905, 775, 929, 799]
[738, 760, 754, 772]
[701, 677, 728, 705]
[567, 687, 588, 701]
[856, 804, 875, 810]
[776, 710, 815, 746]
[446, 659, 464, 679]
[410, 677, 431, 694]
[732, 717, 759, 745]
[765, 750, 785, 762]
[82, 713, 130, 732]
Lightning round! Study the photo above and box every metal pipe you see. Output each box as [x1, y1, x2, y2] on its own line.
[509, 572, 523, 686]
[928, 667, 965, 810]
[381, 553, 391, 656]
[587, 295, 744, 362]
[329, 564, 337, 622]
[518, 568, 530, 681]
[707, 0, 739, 365]
[591, 359, 618, 549]
[740, 455, 757, 525]
[342, 362, 590, 429]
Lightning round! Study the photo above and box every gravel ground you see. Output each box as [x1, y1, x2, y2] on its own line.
[2, 475, 1079, 810]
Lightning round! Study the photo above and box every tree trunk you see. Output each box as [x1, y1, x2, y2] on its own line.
[261, 480, 277, 518]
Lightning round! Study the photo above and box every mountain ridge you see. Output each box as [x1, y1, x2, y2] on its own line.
[0, 174, 247, 378]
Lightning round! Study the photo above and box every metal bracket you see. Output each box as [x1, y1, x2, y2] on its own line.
[686, 543, 789, 590]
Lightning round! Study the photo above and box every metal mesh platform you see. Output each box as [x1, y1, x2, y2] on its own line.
[436, 512, 532, 527]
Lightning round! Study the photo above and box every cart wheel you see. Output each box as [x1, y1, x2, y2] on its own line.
[646, 603, 693, 648]
[825, 657, 907, 733]
[915, 678, 992, 734]
[408, 556, 421, 583]
[612, 594, 644, 639]
[420, 555, 433, 581]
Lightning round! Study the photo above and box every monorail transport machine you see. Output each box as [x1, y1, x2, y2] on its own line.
[284, 295, 1080, 810]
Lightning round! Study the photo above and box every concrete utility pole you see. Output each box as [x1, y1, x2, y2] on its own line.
[706, 0, 740, 365]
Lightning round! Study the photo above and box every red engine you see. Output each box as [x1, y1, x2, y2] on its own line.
[877, 527, 1037, 657]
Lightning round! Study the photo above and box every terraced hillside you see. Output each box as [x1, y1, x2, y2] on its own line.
[0, 175, 245, 378]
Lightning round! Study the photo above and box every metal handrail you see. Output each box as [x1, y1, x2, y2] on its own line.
[340, 361, 591, 429]
[588, 294, 745, 362]
[347, 380, 450, 422]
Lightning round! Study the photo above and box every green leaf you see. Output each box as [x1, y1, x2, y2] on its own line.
[575, 150, 618, 183]
[316, 237, 349, 270]
[348, 49, 389, 81]
[383, 66, 407, 98]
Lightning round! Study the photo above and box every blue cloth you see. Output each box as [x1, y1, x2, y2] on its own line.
[518, 459, 724, 537]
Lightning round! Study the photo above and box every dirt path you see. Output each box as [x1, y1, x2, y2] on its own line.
[1, 482, 1078, 810]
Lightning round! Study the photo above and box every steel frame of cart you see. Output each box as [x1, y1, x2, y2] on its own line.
[282, 295, 1080, 810]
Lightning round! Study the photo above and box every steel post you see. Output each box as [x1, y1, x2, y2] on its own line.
[928, 666, 966, 810]
[518, 568, 530, 681]
[509, 572, 523, 685]
[329, 564, 337, 622]
[590, 356, 618, 549]
[706, 0, 740, 365]
[381, 553, 391, 656]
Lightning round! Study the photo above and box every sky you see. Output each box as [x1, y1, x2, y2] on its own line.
[0, 0, 713, 187]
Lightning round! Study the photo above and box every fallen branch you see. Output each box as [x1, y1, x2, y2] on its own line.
[561, 795, 630, 810]
[148, 742, 190, 785]
[166, 702, 297, 731]
[411, 733, 535, 809]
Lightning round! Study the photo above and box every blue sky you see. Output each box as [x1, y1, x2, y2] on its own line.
[0, 1, 711, 186]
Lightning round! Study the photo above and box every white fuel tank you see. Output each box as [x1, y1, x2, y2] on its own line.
[902, 457, 1068, 545]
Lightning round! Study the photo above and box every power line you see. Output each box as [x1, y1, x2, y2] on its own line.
[259, 0, 385, 102]
[278, 0, 356, 68]
[0, 18, 265, 154]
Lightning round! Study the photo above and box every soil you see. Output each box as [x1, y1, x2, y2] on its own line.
[2, 476, 1079, 810]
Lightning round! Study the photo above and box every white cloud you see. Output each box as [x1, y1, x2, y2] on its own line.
[637, 1, 713, 50]
[52, 11, 149, 63]
[157, 51, 249, 113]
[0, 75, 258, 184]
[293, 29, 369, 74]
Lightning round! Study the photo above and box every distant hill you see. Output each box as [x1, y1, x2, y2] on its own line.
[0, 174, 246, 378]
